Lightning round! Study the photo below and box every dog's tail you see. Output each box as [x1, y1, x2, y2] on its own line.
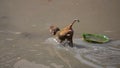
[68, 19, 80, 29]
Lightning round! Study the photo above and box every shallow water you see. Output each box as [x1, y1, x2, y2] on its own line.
[46, 38, 120, 68]
[0, 0, 120, 68]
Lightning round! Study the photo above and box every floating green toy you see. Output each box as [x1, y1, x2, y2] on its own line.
[82, 33, 109, 43]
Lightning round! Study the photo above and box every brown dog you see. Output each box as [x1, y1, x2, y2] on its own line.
[49, 19, 79, 47]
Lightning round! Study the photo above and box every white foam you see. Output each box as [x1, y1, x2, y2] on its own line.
[45, 37, 58, 45]
[45, 37, 120, 68]
[75, 54, 103, 68]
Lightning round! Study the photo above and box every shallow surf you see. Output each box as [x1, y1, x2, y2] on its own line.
[45, 37, 120, 68]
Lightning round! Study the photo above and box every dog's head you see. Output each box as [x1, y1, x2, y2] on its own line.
[49, 26, 60, 35]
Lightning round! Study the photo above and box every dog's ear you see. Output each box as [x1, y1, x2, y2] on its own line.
[49, 26, 60, 35]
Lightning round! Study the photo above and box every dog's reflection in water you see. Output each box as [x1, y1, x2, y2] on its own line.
[49, 19, 79, 47]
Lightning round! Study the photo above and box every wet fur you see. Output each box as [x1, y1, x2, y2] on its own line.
[49, 19, 79, 47]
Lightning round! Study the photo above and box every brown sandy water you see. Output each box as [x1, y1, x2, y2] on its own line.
[0, 0, 120, 68]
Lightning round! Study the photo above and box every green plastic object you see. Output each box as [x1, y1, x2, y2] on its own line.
[82, 33, 109, 43]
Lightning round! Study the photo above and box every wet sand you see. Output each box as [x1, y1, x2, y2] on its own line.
[0, 0, 120, 68]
